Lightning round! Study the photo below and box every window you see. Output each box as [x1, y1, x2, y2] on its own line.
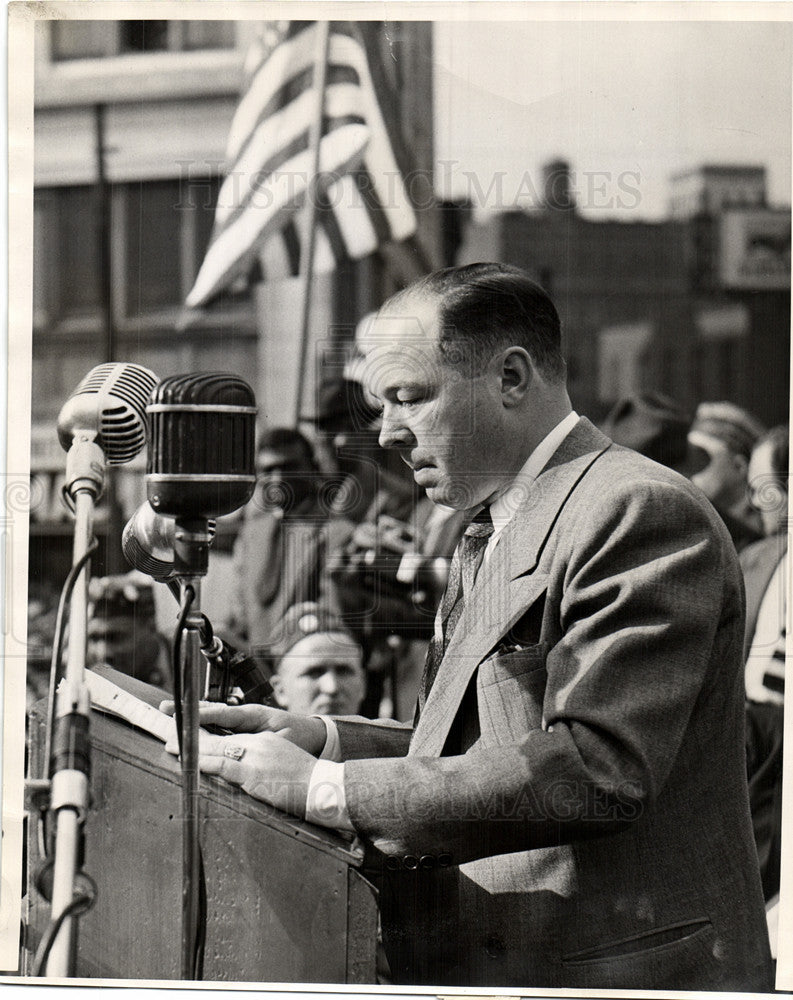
[50, 21, 117, 60]
[34, 176, 234, 331]
[120, 20, 170, 53]
[50, 20, 237, 61]
[125, 181, 184, 313]
[179, 21, 237, 51]
[33, 186, 101, 323]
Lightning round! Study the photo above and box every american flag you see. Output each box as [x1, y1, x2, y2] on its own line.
[186, 21, 418, 309]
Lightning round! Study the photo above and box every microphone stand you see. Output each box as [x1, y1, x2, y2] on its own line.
[171, 518, 214, 981]
[46, 431, 104, 976]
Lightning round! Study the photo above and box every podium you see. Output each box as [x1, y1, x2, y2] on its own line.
[25, 679, 378, 983]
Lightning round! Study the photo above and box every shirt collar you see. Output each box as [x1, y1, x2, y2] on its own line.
[489, 410, 580, 539]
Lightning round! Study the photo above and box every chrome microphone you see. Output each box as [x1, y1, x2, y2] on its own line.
[58, 363, 159, 465]
[122, 501, 216, 594]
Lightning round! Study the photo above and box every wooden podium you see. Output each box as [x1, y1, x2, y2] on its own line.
[25, 677, 378, 984]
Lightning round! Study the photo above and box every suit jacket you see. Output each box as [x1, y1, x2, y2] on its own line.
[740, 532, 788, 663]
[740, 533, 787, 903]
[333, 418, 772, 990]
[226, 499, 352, 653]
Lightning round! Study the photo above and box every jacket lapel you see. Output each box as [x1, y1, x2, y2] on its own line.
[410, 417, 611, 757]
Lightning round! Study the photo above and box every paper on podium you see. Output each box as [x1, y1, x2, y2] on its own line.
[84, 669, 174, 743]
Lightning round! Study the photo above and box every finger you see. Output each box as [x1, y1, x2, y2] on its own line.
[196, 704, 260, 731]
[198, 754, 244, 784]
[160, 699, 232, 716]
[197, 730, 228, 756]
[165, 731, 227, 757]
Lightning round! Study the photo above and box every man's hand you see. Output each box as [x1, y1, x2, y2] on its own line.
[163, 728, 317, 819]
[158, 701, 327, 756]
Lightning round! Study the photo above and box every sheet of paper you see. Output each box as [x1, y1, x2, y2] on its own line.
[84, 670, 173, 744]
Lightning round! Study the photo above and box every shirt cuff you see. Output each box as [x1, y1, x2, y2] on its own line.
[314, 715, 343, 761]
[305, 759, 354, 831]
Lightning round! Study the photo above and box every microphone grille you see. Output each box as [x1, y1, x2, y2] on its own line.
[73, 363, 159, 465]
[121, 519, 172, 579]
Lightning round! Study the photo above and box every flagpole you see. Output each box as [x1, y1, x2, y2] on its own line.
[292, 20, 330, 427]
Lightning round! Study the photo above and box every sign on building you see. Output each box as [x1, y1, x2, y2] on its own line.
[597, 321, 654, 403]
[719, 208, 791, 290]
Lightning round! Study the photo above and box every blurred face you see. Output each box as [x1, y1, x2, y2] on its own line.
[362, 295, 510, 509]
[256, 443, 315, 512]
[86, 617, 163, 684]
[748, 439, 788, 536]
[272, 632, 365, 715]
[688, 431, 747, 510]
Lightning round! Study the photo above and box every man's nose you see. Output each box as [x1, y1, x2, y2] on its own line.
[318, 670, 339, 693]
[379, 409, 414, 450]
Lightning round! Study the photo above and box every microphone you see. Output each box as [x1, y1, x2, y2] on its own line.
[122, 501, 275, 706]
[146, 373, 257, 520]
[58, 363, 159, 465]
[122, 501, 216, 595]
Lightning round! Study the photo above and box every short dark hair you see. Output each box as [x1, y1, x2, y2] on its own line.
[385, 263, 566, 383]
[257, 427, 317, 469]
[756, 424, 789, 492]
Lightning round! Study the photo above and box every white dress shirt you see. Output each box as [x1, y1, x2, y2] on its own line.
[305, 411, 580, 830]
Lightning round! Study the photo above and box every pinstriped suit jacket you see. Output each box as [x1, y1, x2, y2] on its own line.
[333, 417, 772, 990]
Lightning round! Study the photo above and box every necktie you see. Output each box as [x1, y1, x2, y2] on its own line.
[255, 514, 284, 605]
[417, 507, 494, 712]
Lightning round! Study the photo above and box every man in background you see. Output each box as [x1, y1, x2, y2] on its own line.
[741, 424, 789, 959]
[688, 401, 766, 551]
[600, 391, 701, 475]
[222, 428, 352, 668]
[269, 602, 366, 717]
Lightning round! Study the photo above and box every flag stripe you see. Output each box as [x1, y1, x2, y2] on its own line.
[283, 218, 302, 274]
[328, 172, 379, 259]
[228, 26, 368, 162]
[231, 64, 362, 170]
[215, 80, 369, 227]
[354, 168, 392, 248]
[318, 200, 351, 264]
[214, 111, 368, 232]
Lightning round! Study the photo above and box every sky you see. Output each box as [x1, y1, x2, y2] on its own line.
[433, 18, 792, 220]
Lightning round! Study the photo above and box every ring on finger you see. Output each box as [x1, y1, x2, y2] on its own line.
[223, 744, 246, 761]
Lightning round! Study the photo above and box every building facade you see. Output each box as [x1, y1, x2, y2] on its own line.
[459, 162, 790, 426]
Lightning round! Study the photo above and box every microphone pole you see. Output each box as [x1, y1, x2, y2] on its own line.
[46, 363, 158, 976]
[146, 373, 256, 981]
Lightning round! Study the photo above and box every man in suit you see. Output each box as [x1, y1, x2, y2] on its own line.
[741, 424, 788, 956]
[183, 264, 772, 990]
[688, 401, 766, 552]
[221, 428, 352, 668]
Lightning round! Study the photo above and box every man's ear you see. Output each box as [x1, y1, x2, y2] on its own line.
[269, 674, 288, 708]
[500, 347, 533, 406]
